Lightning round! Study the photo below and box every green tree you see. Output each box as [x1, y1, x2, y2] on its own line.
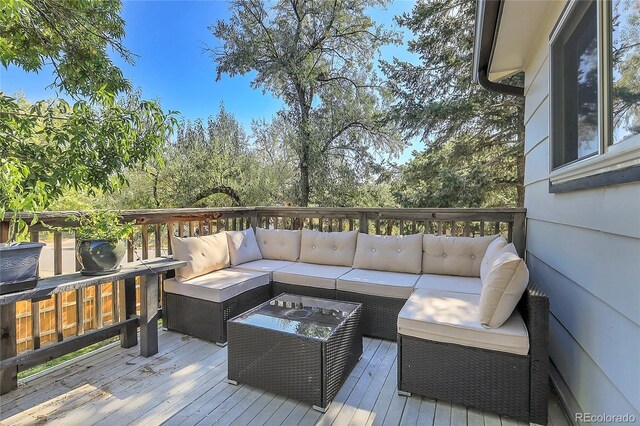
[382, 0, 525, 207]
[0, 0, 176, 236]
[211, 0, 403, 206]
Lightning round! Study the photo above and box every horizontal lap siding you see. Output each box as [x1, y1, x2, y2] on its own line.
[523, 0, 640, 416]
[528, 253, 640, 412]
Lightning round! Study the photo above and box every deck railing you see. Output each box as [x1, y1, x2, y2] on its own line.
[0, 207, 525, 372]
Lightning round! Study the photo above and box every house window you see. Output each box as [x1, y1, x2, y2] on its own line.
[550, 0, 640, 171]
[610, 0, 640, 147]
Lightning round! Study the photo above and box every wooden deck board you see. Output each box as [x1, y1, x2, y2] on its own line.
[0, 330, 568, 426]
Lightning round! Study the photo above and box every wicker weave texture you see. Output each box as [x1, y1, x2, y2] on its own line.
[399, 335, 530, 421]
[163, 284, 272, 343]
[336, 290, 406, 341]
[227, 304, 363, 408]
[272, 282, 335, 300]
[397, 285, 549, 424]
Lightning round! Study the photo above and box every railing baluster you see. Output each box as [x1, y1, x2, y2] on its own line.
[141, 225, 149, 260]
[463, 221, 471, 237]
[155, 225, 162, 258]
[55, 294, 63, 342]
[31, 301, 40, 350]
[95, 284, 103, 329]
[112, 281, 120, 323]
[188, 221, 195, 237]
[76, 289, 85, 336]
[480, 220, 485, 236]
[127, 232, 134, 263]
[167, 223, 174, 255]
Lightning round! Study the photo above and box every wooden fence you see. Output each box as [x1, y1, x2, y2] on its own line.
[1, 207, 526, 358]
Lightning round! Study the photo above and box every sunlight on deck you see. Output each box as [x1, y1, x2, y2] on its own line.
[0, 330, 568, 426]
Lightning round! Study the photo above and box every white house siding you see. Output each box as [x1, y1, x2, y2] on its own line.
[522, 1, 640, 420]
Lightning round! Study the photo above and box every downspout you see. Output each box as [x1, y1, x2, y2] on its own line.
[473, 0, 525, 97]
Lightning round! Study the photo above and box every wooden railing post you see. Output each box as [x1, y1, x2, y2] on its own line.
[512, 211, 527, 257]
[359, 212, 368, 234]
[0, 302, 17, 394]
[120, 278, 137, 349]
[250, 210, 259, 230]
[139, 273, 159, 357]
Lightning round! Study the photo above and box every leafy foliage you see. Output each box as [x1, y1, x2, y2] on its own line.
[0, 0, 132, 98]
[53, 210, 135, 241]
[211, 0, 403, 206]
[0, 0, 177, 242]
[382, 0, 525, 207]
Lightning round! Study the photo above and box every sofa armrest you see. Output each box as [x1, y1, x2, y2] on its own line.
[517, 281, 549, 424]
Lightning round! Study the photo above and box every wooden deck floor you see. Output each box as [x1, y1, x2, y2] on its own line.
[0, 330, 570, 426]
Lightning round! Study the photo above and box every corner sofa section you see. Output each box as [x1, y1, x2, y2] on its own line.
[162, 225, 549, 423]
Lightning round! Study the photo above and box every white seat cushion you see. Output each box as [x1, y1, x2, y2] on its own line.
[337, 269, 419, 299]
[272, 262, 352, 290]
[164, 268, 270, 303]
[415, 274, 482, 295]
[233, 259, 295, 280]
[300, 229, 358, 267]
[398, 289, 529, 355]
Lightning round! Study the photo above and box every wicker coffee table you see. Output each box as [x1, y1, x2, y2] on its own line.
[227, 293, 363, 412]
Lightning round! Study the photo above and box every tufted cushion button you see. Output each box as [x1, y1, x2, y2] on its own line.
[397, 249, 401, 253]
[201, 252, 206, 257]
[243, 242, 248, 248]
[470, 254, 476, 260]
[280, 242, 285, 246]
[332, 246, 337, 251]
[371, 248, 376, 253]
[312, 245, 316, 249]
[263, 240, 268, 244]
[442, 253, 447, 258]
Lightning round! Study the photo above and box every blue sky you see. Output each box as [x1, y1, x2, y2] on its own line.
[0, 0, 422, 162]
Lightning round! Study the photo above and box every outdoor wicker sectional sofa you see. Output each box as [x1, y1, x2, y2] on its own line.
[162, 226, 549, 424]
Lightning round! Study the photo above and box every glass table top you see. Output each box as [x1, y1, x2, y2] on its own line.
[230, 293, 361, 341]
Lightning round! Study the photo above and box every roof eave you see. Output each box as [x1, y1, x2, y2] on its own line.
[472, 0, 524, 97]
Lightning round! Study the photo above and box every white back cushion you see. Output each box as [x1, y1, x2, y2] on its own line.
[300, 229, 358, 267]
[480, 235, 508, 282]
[479, 244, 529, 328]
[255, 228, 301, 261]
[226, 228, 262, 266]
[170, 232, 230, 281]
[352, 233, 422, 274]
[422, 234, 498, 277]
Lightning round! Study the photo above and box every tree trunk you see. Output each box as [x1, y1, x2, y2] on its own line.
[516, 153, 525, 207]
[298, 146, 310, 207]
[295, 83, 312, 207]
[516, 100, 526, 207]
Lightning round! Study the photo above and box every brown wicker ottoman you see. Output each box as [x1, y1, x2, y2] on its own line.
[397, 285, 549, 424]
[227, 293, 363, 412]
